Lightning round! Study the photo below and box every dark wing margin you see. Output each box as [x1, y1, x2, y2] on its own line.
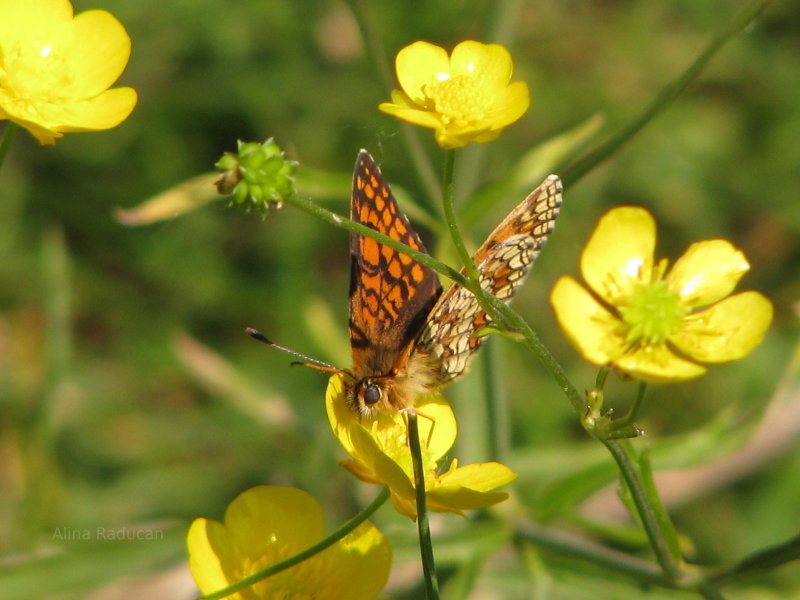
[348, 150, 442, 371]
[415, 175, 563, 381]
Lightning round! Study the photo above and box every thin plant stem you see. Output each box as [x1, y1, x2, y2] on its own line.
[710, 532, 800, 586]
[345, 0, 441, 209]
[600, 381, 647, 438]
[698, 584, 728, 600]
[595, 367, 610, 391]
[514, 519, 671, 587]
[561, 0, 774, 186]
[518, 517, 731, 598]
[441, 150, 480, 283]
[0, 122, 20, 174]
[481, 342, 509, 462]
[407, 411, 441, 600]
[286, 189, 466, 283]
[637, 448, 683, 565]
[201, 486, 390, 600]
[601, 439, 686, 583]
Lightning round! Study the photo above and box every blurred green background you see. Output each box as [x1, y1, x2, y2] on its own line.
[1, 1, 798, 598]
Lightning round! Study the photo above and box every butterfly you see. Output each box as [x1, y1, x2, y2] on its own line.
[344, 150, 562, 416]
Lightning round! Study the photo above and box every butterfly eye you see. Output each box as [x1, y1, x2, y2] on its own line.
[363, 384, 383, 405]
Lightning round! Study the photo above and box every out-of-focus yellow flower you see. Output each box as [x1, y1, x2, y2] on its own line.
[551, 207, 773, 382]
[0, 0, 137, 144]
[379, 40, 529, 149]
[326, 374, 516, 519]
[187, 486, 391, 600]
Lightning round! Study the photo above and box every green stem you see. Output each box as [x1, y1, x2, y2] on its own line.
[710, 532, 800, 586]
[287, 191, 466, 285]
[345, 0, 441, 209]
[516, 519, 734, 598]
[514, 519, 671, 587]
[201, 486, 390, 600]
[407, 411, 440, 599]
[561, 0, 774, 186]
[698, 581, 728, 600]
[601, 440, 686, 583]
[481, 343, 509, 461]
[0, 122, 20, 174]
[486, 296, 586, 416]
[601, 381, 647, 438]
[637, 447, 683, 565]
[441, 150, 480, 283]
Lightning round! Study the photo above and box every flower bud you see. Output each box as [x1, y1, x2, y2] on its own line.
[214, 138, 297, 217]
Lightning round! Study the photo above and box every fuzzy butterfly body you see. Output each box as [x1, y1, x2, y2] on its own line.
[345, 150, 563, 416]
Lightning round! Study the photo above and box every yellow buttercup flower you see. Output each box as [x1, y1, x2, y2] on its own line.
[379, 40, 529, 149]
[551, 207, 773, 382]
[326, 374, 516, 519]
[187, 486, 392, 600]
[0, 0, 137, 144]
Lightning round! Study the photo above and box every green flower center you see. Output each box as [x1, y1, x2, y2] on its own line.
[422, 74, 492, 127]
[618, 279, 687, 346]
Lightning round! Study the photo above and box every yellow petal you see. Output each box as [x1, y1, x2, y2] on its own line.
[435, 127, 488, 150]
[50, 87, 138, 132]
[325, 375, 416, 496]
[68, 10, 132, 96]
[326, 374, 355, 454]
[427, 461, 515, 512]
[435, 461, 517, 491]
[224, 486, 324, 558]
[449, 41, 513, 86]
[187, 486, 392, 599]
[389, 492, 419, 519]
[470, 129, 503, 144]
[415, 391, 458, 460]
[1, 116, 61, 145]
[550, 276, 627, 365]
[581, 207, 656, 304]
[0, 0, 72, 41]
[187, 519, 235, 595]
[348, 423, 417, 497]
[378, 101, 443, 130]
[340, 458, 385, 485]
[671, 291, 772, 363]
[667, 240, 750, 308]
[394, 41, 450, 101]
[427, 488, 510, 513]
[319, 521, 393, 600]
[614, 344, 706, 382]
[487, 80, 531, 129]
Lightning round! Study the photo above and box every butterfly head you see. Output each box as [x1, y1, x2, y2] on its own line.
[345, 375, 394, 418]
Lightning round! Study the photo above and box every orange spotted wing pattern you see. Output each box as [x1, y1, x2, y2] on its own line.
[348, 151, 442, 386]
[346, 150, 562, 415]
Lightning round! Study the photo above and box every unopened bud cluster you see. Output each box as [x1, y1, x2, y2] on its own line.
[215, 139, 297, 217]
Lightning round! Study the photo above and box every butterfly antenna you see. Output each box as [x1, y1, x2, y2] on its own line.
[246, 327, 347, 375]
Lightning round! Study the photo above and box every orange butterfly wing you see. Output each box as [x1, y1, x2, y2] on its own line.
[348, 151, 442, 378]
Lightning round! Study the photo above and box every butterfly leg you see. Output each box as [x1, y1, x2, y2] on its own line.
[400, 407, 437, 449]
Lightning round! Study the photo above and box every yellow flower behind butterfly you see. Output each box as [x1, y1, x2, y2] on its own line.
[187, 486, 391, 600]
[379, 40, 530, 149]
[551, 207, 773, 382]
[326, 374, 516, 519]
[0, 0, 137, 144]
